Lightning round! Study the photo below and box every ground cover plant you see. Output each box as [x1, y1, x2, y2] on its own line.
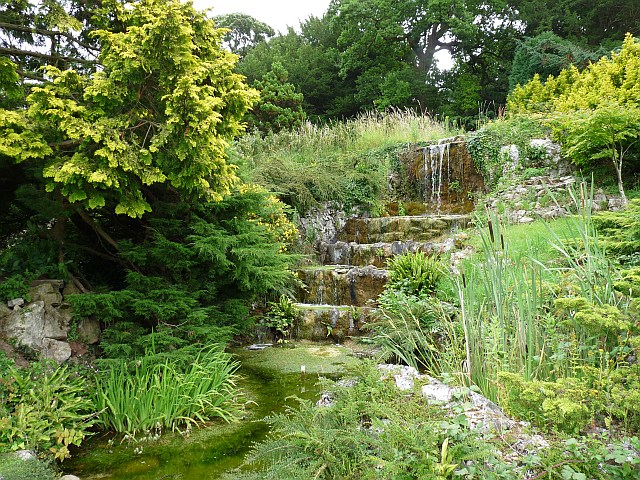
[0, 356, 95, 461]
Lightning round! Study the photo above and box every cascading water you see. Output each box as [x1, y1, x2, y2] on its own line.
[423, 141, 451, 211]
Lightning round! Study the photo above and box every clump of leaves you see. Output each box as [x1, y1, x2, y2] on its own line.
[0, 453, 55, 480]
[498, 371, 593, 434]
[386, 251, 443, 297]
[94, 345, 239, 435]
[0, 358, 95, 460]
[261, 295, 299, 342]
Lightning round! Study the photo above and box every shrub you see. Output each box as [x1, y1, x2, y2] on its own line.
[498, 372, 593, 434]
[368, 291, 462, 373]
[94, 345, 240, 435]
[0, 453, 55, 480]
[225, 362, 509, 479]
[0, 359, 95, 460]
[386, 251, 443, 297]
[261, 295, 299, 342]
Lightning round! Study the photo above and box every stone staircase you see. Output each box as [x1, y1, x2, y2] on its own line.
[295, 214, 470, 341]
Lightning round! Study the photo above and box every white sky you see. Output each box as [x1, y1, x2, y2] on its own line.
[193, 0, 332, 33]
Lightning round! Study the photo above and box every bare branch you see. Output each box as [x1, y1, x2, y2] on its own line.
[0, 46, 96, 65]
[0, 21, 99, 53]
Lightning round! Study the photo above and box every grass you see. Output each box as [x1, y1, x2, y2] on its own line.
[230, 110, 461, 214]
[94, 345, 240, 435]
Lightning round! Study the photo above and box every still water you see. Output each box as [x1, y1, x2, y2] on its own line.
[67, 359, 326, 479]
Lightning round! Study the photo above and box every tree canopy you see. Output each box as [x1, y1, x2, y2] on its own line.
[1, 0, 257, 218]
[508, 34, 640, 202]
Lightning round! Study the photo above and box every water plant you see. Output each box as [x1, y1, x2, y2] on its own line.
[94, 346, 240, 435]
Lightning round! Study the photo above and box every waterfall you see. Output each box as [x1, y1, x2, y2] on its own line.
[424, 141, 451, 211]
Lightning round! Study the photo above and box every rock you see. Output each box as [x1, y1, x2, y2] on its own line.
[7, 298, 24, 308]
[421, 378, 515, 432]
[378, 364, 421, 391]
[0, 300, 73, 362]
[376, 364, 515, 433]
[29, 282, 63, 306]
[0, 303, 11, 318]
[76, 317, 101, 344]
[1, 301, 47, 349]
[14, 449, 36, 461]
[43, 304, 70, 340]
[60, 475, 81, 480]
[62, 282, 83, 297]
[518, 216, 535, 224]
[42, 338, 72, 363]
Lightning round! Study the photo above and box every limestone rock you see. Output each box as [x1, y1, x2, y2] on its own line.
[76, 317, 101, 344]
[29, 281, 63, 306]
[1, 301, 47, 349]
[14, 450, 36, 461]
[7, 298, 24, 308]
[42, 338, 72, 363]
[0, 300, 72, 362]
[377, 364, 515, 432]
[60, 475, 81, 480]
[43, 304, 70, 340]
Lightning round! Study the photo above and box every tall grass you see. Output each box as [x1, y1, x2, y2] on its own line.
[541, 182, 620, 307]
[95, 346, 240, 435]
[230, 110, 460, 213]
[456, 212, 552, 400]
[453, 184, 622, 401]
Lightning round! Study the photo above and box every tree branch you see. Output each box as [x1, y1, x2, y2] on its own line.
[74, 206, 120, 251]
[0, 21, 99, 53]
[0, 46, 96, 65]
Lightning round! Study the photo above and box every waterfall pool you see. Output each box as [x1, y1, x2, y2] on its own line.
[66, 343, 360, 479]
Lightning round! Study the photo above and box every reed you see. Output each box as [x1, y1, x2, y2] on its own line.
[94, 346, 240, 435]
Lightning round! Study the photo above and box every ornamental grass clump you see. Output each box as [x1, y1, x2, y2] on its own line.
[94, 345, 239, 435]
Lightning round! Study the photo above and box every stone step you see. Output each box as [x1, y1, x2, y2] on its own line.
[296, 265, 388, 307]
[316, 237, 461, 268]
[294, 303, 376, 341]
[338, 214, 470, 244]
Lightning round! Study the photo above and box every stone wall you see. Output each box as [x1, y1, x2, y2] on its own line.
[0, 280, 100, 363]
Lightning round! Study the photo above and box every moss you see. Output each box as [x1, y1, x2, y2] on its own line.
[232, 343, 361, 375]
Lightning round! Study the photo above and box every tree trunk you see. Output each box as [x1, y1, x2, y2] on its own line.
[613, 154, 628, 205]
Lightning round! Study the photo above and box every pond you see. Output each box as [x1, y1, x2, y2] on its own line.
[67, 343, 361, 479]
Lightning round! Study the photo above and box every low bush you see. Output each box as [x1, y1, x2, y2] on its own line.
[225, 362, 511, 480]
[0, 453, 56, 480]
[386, 251, 443, 296]
[0, 358, 95, 460]
[94, 345, 240, 435]
[367, 292, 462, 373]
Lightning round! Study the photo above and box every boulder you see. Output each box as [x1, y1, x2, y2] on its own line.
[29, 282, 63, 306]
[7, 298, 24, 309]
[42, 338, 72, 363]
[1, 301, 47, 349]
[76, 317, 101, 344]
[0, 300, 72, 362]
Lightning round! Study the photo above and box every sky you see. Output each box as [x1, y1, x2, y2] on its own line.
[193, 0, 332, 33]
